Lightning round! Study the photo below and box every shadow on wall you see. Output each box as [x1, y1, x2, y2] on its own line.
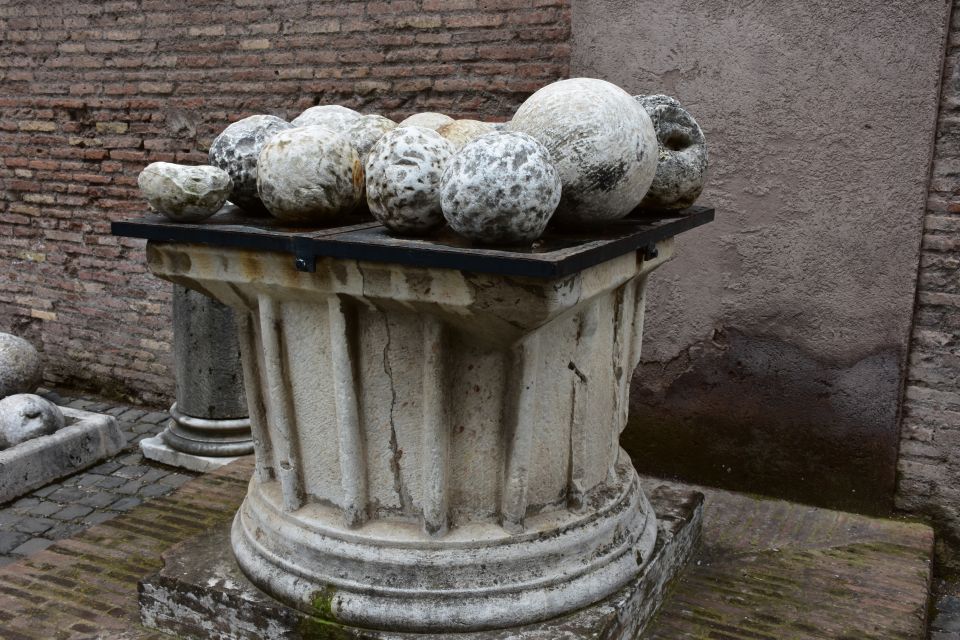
[624, 328, 902, 515]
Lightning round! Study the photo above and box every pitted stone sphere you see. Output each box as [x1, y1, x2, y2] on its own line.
[441, 132, 561, 245]
[507, 78, 658, 226]
[346, 114, 397, 164]
[208, 115, 293, 214]
[0, 333, 41, 399]
[634, 94, 708, 211]
[437, 119, 496, 150]
[398, 112, 455, 131]
[0, 394, 64, 450]
[257, 126, 364, 223]
[138, 163, 231, 222]
[365, 126, 454, 235]
[291, 104, 363, 130]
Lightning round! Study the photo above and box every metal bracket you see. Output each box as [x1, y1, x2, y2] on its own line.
[642, 243, 659, 261]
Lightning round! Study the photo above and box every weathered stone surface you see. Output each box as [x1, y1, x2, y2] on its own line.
[257, 125, 364, 223]
[365, 126, 454, 235]
[137, 162, 231, 222]
[0, 333, 41, 399]
[208, 115, 293, 214]
[441, 132, 561, 244]
[0, 394, 64, 449]
[291, 104, 362, 130]
[0, 406, 125, 504]
[437, 119, 496, 150]
[140, 435, 246, 473]
[507, 78, 657, 226]
[635, 95, 707, 211]
[139, 485, 702, 640]
[398, 111, 455, 131]
[346, 114, 397, 163]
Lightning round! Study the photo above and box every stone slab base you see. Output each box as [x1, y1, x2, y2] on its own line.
[0, 406, 126, 505]
[138, 485, 703, 640]
[140, 435, 249, 473]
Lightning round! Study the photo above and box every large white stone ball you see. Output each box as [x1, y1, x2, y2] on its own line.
[0, 394, 64, 450]
[347, 114, 398, 164]
[634, 94, 708, 211]
[291, 104, 363, 130]
[365, 126, 454, 235]
[398, 112, 454, 132]
[138, 162, 231, 222]
[441, 132, 561, 245]
[507, 78, 658, 226]
[437, 119, 496, 150]
[0, 333, 42, 399]
[257, 126, 364, 223]
[208, 115, 293, 214]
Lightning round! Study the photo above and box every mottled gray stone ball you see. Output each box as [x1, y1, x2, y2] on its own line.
[138, 162, 231, 222]
[507, 78, 658, 226]
[365, 126, 454, 235]
[346, 114, 398, 164]
[437, 119, 496, 150]
[634, 94, 708, 211]
[441, 132, 561, 245]
[208, 115, 293, 214]
[398, 112, 455, 132]
[0, 333, 41, 399]
[257, 126, 364, 223]
[0, 394, 64, 450]
[291, 104, 363, 130]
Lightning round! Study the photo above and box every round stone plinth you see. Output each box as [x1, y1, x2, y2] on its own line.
[160, 403, 253, 458]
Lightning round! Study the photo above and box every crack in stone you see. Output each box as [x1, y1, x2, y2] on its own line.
[381, 311, 412, 512]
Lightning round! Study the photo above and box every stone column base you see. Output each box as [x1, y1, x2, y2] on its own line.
[139, 485, 703, 640]
[140, 435, 250, 473]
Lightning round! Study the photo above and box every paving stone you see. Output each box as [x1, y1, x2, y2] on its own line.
[31, 484, 59, 498]
[88, 460, 123, 475]
[116, 464, 151, 479]
[97, 476, 128, 489]
[13, 517, 55, 535]
[25, 501, 63, 517]
[83, 511, 118, 527]
[47, 486, 88, 503]
[45, 522, 84, 539]
[139, 484, 174, 499]
[140, 411, 170, 425]
[139, 468, 169, 484]
[0, 555, 18, 568]
[11, 537, 54, 556]
[117, 480, 144, 495]
[118, 453, 144, 465]
[133, 422, 163, 435]
[12, 497, 40, 508]
[110, 496, 142, 512]
[0, 511, 23, 526]
[52, 505, 94, 521]
[158, 473, 193, 488]
[77, 492, 120, 509]
[0, 531, 31, 554]
[117, 408, 148, 421]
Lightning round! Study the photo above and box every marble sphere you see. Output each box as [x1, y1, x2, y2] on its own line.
[0, 394, 65, 450]
[138, 163, 231, 222]
[291, 104, 363, 130]
[398, 112, 455, 132]
[437, 119, 496, 150]
[208, 115, 293, 214]
[0, 333, 42, 399]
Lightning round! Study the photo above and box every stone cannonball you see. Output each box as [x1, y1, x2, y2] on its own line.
[0, 394, 65, 450]
[0, 333, 42, 399]
[398, 112, 455, 132]
[441, 132, 561, 245]
[208, 115, 293, 214]
[291, 104, 363, 130]
[634, 94, 708, 211]
[365, 126, 454, 235]
[257, 126, 364, 223]
[138, 162, 232, 222]
[437, 119, 496, 151]
[507, 77, 658, 226]
[346, 114, 398, 164]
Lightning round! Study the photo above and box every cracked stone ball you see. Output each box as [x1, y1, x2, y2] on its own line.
[0, 333, 42, 399]
[507, 77, 658, 227]
[441, 132, 561, 245]
[0, 394, 65, 450]
[398, 112, 455, 132]
[365, 126, 454, 236]
[437, 119, 496, 150]
[138, 162, 232, 222]
[291, 104, 363, 130]
[347, 114, 398, 164]
[257, 125, 364, 224]
[634, 94, 708, 211]
[208, 115, 293, 214]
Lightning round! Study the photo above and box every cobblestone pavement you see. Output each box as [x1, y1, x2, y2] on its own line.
[0, 389, 197, 568]
[931, 579, 960, 639]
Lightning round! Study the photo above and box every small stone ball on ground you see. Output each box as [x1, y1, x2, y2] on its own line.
[0, 394, 65, 450]
[365, 126, 454, 235]
[257, 126, 364, 224]
[441, 132, 561, 245]
[347, 114, 398, 164]
[507, 77, 658, 226]
[437, 119, 496, 150]
[138, 163, 231, 222]
[0, 333, 42, 399]
[634, 94, 708, 211]
[398, 112, 455, 131]
[208, 115, 293, 214]
[291, 104, 363, 130]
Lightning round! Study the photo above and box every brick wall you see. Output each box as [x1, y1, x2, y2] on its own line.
[0, 0, 571, 405]
[895, 1, 960, 568]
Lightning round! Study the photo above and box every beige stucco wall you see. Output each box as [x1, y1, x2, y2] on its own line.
[571, 0, 951, 512]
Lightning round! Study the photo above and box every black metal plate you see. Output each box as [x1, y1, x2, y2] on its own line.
[111, 203, 714, 279]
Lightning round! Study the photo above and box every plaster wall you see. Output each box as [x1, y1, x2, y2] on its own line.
[572, 0, 951, 512]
